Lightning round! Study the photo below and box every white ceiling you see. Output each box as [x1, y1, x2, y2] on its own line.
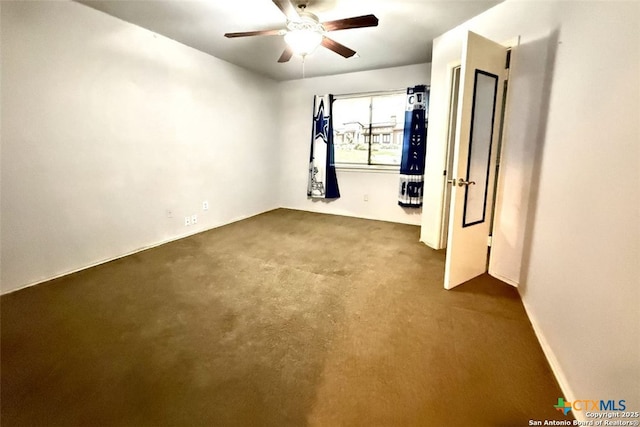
[77, 0, 501, 81]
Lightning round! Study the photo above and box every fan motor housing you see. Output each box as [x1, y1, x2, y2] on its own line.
[287, 11, 324, 32]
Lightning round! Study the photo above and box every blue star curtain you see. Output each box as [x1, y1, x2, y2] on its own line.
[307, 94, 340, 199]
[398, 85, 429, 207]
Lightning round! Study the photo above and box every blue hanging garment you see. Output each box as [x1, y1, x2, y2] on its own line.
[308, 94, 340, 199]
[398, 85, 429, 207]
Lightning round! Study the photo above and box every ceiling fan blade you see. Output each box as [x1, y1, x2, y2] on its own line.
[224, 28, 284, 38]
[278, 47, 293, 63]
[272, 0, 299, 20]
[321, 36, 357, 58]
[322, 14, 379, 32]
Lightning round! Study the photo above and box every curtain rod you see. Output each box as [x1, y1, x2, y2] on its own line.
[334, 86, 429, 99]
[334, 88, 406, 99]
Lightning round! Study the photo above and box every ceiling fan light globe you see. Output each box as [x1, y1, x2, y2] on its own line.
[284, 29, 322, 56]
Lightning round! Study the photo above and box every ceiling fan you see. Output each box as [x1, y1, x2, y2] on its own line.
[224, 0, 379, 63]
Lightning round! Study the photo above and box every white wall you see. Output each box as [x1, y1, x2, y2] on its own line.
[423, 0, 639, 412]
[0, 1, 280, 293]
[278, 64, 430, 225]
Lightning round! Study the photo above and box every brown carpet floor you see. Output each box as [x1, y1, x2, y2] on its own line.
[1, 209, 568, 426]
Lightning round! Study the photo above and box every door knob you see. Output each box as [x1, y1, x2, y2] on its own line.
[457, 178, 476, 187]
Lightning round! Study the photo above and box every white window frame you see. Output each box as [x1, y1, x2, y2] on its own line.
[332, 90, 406, 172]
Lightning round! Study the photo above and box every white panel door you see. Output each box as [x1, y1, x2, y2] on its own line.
[444, 31, 507, 290]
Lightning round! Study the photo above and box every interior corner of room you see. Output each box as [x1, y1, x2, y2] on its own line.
[1, 0, 638, 425]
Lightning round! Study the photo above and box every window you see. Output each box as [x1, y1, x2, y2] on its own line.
[333, 91, 406, 167]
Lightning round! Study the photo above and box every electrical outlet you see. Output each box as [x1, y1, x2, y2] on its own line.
[202, 201, 209, 211]
[166, 210, 173, 218]
[364, 194, 369, 202]
[191, 214, 198, 224]
[185, 216, 191, 226]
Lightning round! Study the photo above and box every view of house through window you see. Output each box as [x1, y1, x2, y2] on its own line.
[332, 91, 406, 167]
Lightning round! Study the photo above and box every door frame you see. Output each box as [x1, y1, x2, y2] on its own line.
[439, 62, 462, 249]
[486, 38, 520, 286]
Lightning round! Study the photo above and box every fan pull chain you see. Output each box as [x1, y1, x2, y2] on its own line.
[302, 54, 306, 79]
